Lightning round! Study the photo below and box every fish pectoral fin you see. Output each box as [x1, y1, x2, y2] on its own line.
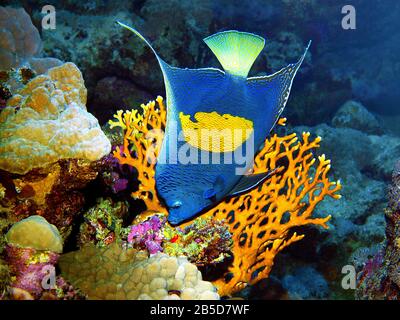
[203, 30, 265, 78]
[227, 169, 278, 197]
[214, 175, 226, 192]
[203, 188, 217, 200]
[203, 175, 226, 200]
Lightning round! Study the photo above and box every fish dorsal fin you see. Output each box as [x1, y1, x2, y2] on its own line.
[117, 21, 171, 74]
[247, 41, 311, 130]
[227, 169, 277, 197]
[117, 21, 159, 58]
[204, 30, 265, 78]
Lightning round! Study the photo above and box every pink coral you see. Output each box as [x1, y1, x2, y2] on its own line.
[5, 245, 59, 298]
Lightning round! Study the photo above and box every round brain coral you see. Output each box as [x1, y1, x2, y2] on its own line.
[0, 62, 111, 174]
[59, 243, 219, 300]
[5, 215, 63, 253]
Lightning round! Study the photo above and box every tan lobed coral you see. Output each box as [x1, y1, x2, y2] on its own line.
[59, 243, 219, 300]
[0, 62, 111, 175]
[5, 215, 63, 253]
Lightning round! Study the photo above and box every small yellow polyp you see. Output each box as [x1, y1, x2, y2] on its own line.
[179, 111, 254, 152]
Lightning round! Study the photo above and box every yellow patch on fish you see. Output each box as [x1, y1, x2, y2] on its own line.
[179, 111, 253, 152]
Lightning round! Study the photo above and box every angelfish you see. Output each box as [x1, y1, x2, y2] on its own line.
[118, 22, 310, 225]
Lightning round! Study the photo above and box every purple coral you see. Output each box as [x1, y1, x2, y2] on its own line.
[111, 173, 129, 193]
[101, 152, 133, 194]
[127, 215, 165, 254]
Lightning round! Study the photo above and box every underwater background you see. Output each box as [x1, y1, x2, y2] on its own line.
[0, 0, 399, 300]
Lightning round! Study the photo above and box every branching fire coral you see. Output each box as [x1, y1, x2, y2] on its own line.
[109, 97, 341, 297]
[108, 97, 166, 213]
[204, 129, 341, 296]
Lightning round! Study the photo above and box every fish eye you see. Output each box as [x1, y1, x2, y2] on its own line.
[170, 201, 182, 209]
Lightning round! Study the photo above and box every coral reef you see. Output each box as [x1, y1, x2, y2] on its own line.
[78, 198, 129, 248]
[0, 6, 41, 69]
[0, 159, 107, 236]
[1, 67, 39, 103]
[93, 77, 153, 123]
[5, 245, 60, 299]
[1, 215, 85, 300]
[0, 61, 111, 236]
[4, 0, 212, 123]
[0, 212, 17, 253]
[259, 103, 400, 299]
[39, 276, 87, 300]
[388, 161, 400, 211]
[110, 98, 341, 297]
[0, 0, 396, 301]
[0, 62, 111, 174]
[127, 212, 233, 266]
[273, 118, 398, 299]
[163, 217, 233, 267]
[260, 31, 312, 73]
[98, 154, 132, 194]
[3, 1, 395, 126]
[293, 121, 400, 241]
[0, 258, 11, 299]
[355, 160, 400, 299]
[4, 216, 62, 299]
[59, 242, 220, 300]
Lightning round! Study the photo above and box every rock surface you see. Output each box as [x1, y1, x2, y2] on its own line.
[332, 100, 383, 135]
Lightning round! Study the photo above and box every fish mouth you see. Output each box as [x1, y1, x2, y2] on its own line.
[167, 210, 186, 226]
[167, 215, 182, 226]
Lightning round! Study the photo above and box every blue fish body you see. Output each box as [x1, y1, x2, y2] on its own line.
[118, 22, 310, 225]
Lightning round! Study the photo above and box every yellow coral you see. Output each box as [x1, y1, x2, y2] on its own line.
[108, 96, 167, 213]
[109, 97, 341, 297]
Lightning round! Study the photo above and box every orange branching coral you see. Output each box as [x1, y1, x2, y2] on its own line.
[204, 127, 341, 296]
[109, 97, 342, 297]
[108, 96, 167, 213]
